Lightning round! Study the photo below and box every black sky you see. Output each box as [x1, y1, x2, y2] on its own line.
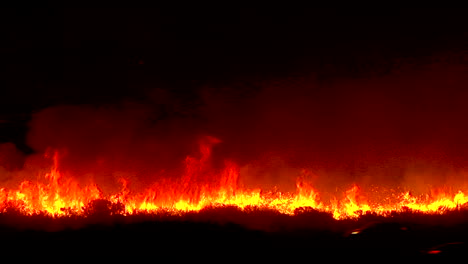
[2, 8, 466, 107]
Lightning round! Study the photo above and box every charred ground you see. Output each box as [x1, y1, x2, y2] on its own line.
[2, 205, 468, 260]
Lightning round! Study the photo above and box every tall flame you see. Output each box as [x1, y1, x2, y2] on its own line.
[1, 138, 468, 220]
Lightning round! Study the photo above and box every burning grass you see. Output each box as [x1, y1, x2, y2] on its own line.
[2, 199, 468, 233]
[2, 146, 468, 233]
[3, 200, 468, 260]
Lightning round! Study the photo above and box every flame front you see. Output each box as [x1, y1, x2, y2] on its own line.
[2, 144, 468, 221]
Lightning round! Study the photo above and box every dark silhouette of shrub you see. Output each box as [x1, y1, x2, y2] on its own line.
[82, 199, 125, 218]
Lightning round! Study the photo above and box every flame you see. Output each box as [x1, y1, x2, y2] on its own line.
[1, 140, 468, 220]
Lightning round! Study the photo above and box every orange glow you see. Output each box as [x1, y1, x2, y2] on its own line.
[2, 142, 468, 221]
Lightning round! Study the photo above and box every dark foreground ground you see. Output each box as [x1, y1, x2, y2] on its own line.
[2, 205, 468, 261]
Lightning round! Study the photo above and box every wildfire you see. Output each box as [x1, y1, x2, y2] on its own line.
[1, 141, 468, 220]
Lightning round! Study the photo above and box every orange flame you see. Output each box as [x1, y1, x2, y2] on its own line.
[1, 141, 468, 220]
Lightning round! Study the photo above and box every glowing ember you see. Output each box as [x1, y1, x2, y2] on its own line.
[1, 139, 468, 221]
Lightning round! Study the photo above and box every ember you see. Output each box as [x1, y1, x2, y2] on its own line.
[2, 140, 468, 221]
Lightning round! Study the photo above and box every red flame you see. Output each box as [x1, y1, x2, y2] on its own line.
[1, 137, 468, 221]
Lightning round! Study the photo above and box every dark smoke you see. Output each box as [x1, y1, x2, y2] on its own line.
[201, 59, 468, 193]
[0, 55, 466, 195]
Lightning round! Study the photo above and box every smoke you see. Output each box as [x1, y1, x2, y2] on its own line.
[22, 101, 203, 192]
[200, 61, 468, 192]
[0, 59, 466, 194]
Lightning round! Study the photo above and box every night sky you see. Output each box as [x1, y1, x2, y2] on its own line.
[1, 8, 467, 192]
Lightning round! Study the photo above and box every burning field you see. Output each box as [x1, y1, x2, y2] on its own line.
[2, 141, 468, 224]
[2, 97, 468, 259]
[2, 8, 468, 259]
[2, 67, 468, 228]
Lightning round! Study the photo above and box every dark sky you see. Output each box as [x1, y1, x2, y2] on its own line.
[1, 8, 466, 109]
[0, 8, 467, 191]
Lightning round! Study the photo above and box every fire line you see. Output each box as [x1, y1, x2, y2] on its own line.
[1, 148, 467, 220]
